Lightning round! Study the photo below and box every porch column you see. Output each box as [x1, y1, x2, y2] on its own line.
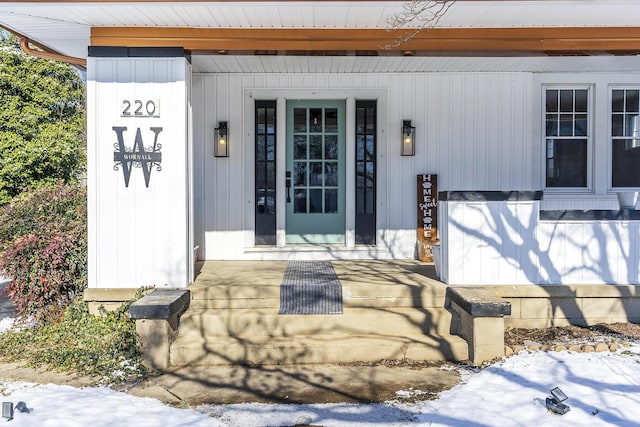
[86, 48, 193, 304]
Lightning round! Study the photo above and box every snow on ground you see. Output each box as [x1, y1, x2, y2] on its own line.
[1, 306, 640, 425]
[0, 341, 638, 426]
[0, 317, 13, 333]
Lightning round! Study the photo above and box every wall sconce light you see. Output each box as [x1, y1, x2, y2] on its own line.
[214, 121, 229, 157]
[402, 120, 415, 156]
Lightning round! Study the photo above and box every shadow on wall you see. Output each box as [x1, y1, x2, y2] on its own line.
[447, 201, 640, 325]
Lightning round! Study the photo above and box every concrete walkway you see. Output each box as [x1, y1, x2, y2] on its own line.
[126, 363, 461, 406]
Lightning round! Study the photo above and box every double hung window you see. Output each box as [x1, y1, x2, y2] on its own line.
[545, 88, 590, 188]
[611, 89, 640, 188]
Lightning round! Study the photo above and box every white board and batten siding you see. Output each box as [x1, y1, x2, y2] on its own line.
[192, 71, 534, 260]
[87, 57, 193, 289]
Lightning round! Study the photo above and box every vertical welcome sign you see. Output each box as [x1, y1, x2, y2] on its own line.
[417, 174, 438, 262]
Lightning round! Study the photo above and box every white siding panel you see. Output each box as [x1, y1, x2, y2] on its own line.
[88, 57, 191, 288]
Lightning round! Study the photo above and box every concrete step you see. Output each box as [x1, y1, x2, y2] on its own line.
[177, 307, 455, 338]
[170, 333, 468, 366]
[188, 283, 447, 309]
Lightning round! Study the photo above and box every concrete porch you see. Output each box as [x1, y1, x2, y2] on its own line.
[169, 260, 469, 367]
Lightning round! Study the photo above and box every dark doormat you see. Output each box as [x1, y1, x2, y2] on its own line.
[278, 261, 343, 315]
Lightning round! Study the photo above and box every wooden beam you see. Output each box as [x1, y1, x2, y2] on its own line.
[90, 27, 640, 53]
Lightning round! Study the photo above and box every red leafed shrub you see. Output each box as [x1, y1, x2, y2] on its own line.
[0, 184, 87, 322]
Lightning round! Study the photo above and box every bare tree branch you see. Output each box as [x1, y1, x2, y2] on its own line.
[385, 0, 456, 49]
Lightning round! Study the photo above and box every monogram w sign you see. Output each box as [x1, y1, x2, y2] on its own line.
[113, 126, 163, 188]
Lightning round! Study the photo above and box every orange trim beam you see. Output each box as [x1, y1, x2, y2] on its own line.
[91, 27, 640, 53]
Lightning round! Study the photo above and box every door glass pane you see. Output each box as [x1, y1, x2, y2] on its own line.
[266, 163, 275, 188]
[264, 190, 275, 214]
[356, 135, 365, 160]
[366, 135, 375, 160]
[356, 108, 365, 133]
[294, 108, 307, 132]
[366, 162, 375, 188]
[325, 189, 338, 213]
[257, 135, 266, 160]
[294, 189, 307, 213]
[257, 108, 266, 134]
[325, 135, 338, 159]
[325, 108, 338, 133]
[294, 161, 306, 186]
[266, 136, 275, 160]
[266, 108, 276, 132]
[257, 162, 265, 186]
[356, 162, 365, 188]
[325, 162, 338, 186]
[366, 108, 375, 133]
[294, 135, 307, 159]
[310, 108, 322, 132]
[356, 191, 364, 214]
[309, 189, 322, 213]
[309, 135, 322, 159]
[309, 162, 323, 186]
[366, 190, 375, 214]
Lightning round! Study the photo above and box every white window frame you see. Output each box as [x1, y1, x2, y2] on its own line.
[542, 85, 593, 193]
[608, 86, 640, 191]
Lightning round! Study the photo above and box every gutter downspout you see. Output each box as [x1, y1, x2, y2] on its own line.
[19, 36, 86, 68]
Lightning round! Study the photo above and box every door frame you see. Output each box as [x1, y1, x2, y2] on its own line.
[243, 89, 387, 250]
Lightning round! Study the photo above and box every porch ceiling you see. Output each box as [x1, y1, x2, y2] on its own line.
[0, 1, 639, 59]
[191, 55, 640, 74]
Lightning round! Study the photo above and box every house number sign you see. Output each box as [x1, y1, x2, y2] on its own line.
[417, 174, 438, 262]
[121, 99, 160, 118]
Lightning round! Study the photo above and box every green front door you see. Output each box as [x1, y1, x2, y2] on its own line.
[286, 100, 346, 244]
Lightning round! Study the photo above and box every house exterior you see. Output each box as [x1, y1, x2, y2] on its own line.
[2, 0, 640, 299]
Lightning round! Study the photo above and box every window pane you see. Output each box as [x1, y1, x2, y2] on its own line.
[575, 114, 588, 136]
[626, 90, 640, 112]
[325, 189, 338, 213]
[612, 90, 625, 113]
[546, 90, 558, 112]
[294, 189, 307, 213]
[546, 139, 587, 187]
[264, 190, 276, 214]
[559, 114, 574, 136]
[325, 162, 338, 187]
[325, 108, 338, 133]
[310, 108, 322, 132]
[309, 135, 322, 159]
[309, 162, 323, 186]
[294, 135, 307, 160]
[575, 90, 588, 113]
[294, 161, 306, 186]
[546, 114, 558, 137]
[627, 114, 640, 138]
[294, 108, 306, 132]
[612, 114, 624, 137]
[309, 189, 322, 213]
[612, 138, 640, 187]
[560, 90, 574, 112]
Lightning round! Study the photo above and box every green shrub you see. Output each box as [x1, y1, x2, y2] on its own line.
[0, 184, 86, 321]
[0, 298, 145, 384]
